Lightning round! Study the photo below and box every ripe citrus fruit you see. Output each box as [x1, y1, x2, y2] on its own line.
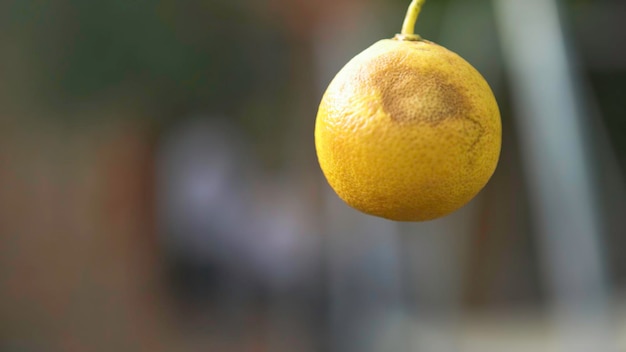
[315, 0, 501, 221]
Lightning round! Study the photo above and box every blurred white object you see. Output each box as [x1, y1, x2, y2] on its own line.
[493, 0, 616, 350]
[156, 116, 316, 288]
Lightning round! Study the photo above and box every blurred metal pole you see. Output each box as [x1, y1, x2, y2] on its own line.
[400, 209, 477, 352]
[493, 0, 615, 351]
[324, 188, 410, 352]
[312, 4, 413, 352]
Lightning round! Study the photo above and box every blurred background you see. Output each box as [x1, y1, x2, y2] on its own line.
[0, 0, 625, 351]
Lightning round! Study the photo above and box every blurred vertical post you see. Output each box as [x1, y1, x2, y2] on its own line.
[310, 2, 414, 351]
[493, 0, 615, 350]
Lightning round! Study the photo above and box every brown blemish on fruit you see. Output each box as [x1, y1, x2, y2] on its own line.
[464, 116, 486, 151]
[370, 60, 472, 126]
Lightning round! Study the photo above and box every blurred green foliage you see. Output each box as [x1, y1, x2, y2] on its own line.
[3, 0, 291, 120]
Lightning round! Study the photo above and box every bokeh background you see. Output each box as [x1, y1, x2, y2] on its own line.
[1, 0, 625, 351]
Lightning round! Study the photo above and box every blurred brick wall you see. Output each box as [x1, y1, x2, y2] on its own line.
[0, 116, 172, 351]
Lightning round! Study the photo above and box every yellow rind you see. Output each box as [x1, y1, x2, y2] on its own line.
[315, 39, 501, 221]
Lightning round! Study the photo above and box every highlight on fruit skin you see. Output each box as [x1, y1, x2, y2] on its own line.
[314, 0, 502, 222]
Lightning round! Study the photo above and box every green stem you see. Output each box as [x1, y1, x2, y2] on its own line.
[401, 0, 426, 36]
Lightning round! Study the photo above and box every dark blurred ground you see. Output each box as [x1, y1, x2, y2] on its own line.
[0, 0, 625, 351]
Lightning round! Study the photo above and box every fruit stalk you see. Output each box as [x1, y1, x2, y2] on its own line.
[401, 0, 426, 36]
